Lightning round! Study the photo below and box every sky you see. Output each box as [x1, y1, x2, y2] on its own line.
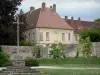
[19, 0, 100, 21]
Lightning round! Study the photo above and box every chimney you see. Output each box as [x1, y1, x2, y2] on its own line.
[71, 17, 73, 21]
[78, 17, 81, 21]
[50, 6, 52, 9]
[30, 7, 35, 11]
[53, 4, 56, 12]
[71, 17, 74, 24]
[65, 16, 68, 20]
[42, 2, 46, 11]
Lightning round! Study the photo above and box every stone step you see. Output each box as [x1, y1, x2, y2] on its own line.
[7, 66, 30, 69]
[1, 67, 39, 74]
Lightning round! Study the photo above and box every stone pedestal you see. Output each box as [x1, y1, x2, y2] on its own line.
[12, 60, 25, 67]
[0, 48, 39, 74]
[12, 54, 25, 67]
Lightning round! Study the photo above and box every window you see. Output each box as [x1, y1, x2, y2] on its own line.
[54, 32, 58, 41]
[46, 32, 49, 41]
[39, 32, 43, 41]
[29, 33, 30, 41]
[62, 33, 65, 41]
[32, 33, 35, 41]
[75, 35, 78, 41]
[68, 33, 70, 41]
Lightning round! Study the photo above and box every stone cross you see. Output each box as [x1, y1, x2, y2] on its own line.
[12, 14, 25, 67]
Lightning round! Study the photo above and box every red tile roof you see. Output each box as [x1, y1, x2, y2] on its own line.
[65, 19, 100, 33]
[26, 6, 73, 30]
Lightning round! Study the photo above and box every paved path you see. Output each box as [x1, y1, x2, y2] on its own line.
[1, 66, 100, 70]
[31, 66, 100, 70]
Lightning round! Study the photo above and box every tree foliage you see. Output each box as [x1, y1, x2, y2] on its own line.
[49, 42, 65, 59]
[32, 45, 41, 58]
[95, 18, 100, 22]
[80, 28, 100, 42]
[19, 40, 34, 46]
[19, 9, 27, 41]
[0, 0, 23, 45]
[77, 37, 92, 58]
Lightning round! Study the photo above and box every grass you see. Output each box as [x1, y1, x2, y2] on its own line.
[31, 69, 100, 75]
[38, 58, 100, 68]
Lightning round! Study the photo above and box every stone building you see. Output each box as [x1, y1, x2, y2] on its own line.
[25, 2, 78, 47]
[25, 2, 100, 46]
[65, 16, 100, 41]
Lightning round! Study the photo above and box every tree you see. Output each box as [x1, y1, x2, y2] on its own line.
[80, 28, 100, 42]
[19, 9, 27, 41]
[77, 37, 92, 58]
[49, 42, 65, 59]
[0, 0, 23, 45]
[95, 18, 100, 22]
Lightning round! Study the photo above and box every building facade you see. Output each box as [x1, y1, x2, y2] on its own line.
[25, 2, 100, 46]
[25, 2, 79, 46]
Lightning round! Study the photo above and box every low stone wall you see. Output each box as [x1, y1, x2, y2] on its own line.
[92, 42, 100, 57]
[1, 46, 33, 60]
[1, 42, 100, 59]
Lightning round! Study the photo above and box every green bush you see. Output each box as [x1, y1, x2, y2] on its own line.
[32, 45, 41, 58]
[49, 42, 65, 59]
[0, 45, 2, 52]
[20, 40, 35, 46]
[0, 46, 12, 67]
[3, 61, 12, 66]
[25, 58, 39, 66]
[92, 55, 97, 58]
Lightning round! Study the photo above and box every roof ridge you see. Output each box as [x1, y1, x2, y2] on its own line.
[34, 8, 41, 26]
[26, 7, 73, 30]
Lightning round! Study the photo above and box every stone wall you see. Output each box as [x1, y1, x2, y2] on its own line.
[92, 42, 100, 57]
[1, 46, 33, 60]
[1, 42, 100, 60]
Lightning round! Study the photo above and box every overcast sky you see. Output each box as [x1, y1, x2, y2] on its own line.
[19, 0, 100, 21]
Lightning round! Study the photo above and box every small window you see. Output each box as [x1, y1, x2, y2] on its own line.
[62, 33, 65, 41]
[39, 32, 43, 41]
[46, 32, 49, 41]
[54, 32, 58, 41]
[68, 33, 70, 41]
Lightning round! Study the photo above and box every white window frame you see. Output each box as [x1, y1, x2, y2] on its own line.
[46, 32, 49, 41]
[68, 33, 70, 41]
[39, 32, 43, 41]
[54, 32, 58, 41]
[62, 33, 66, 41]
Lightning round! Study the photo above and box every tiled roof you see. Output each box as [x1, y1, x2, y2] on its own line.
[26, 4, 73, 30]
[65, 19, 100, 33]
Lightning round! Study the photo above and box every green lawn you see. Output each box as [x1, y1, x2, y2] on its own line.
[28, 58, 100, 75]
[31, 69, 100, 75]
[38, 58, 100, 68]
